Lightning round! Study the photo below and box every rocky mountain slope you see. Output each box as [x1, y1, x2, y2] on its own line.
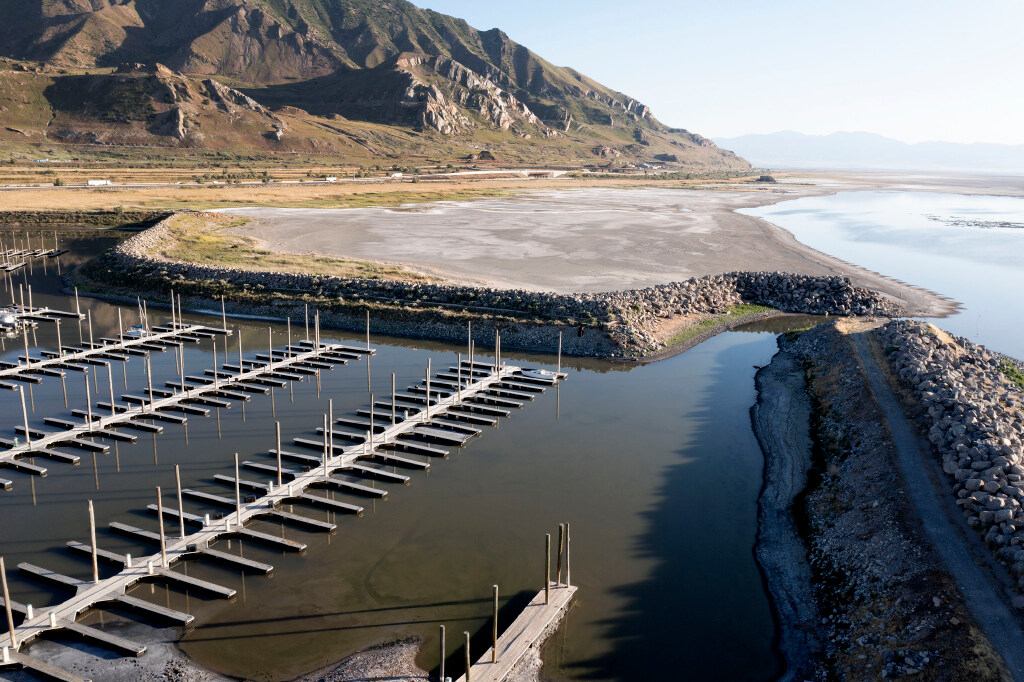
[0, 0, 747, 167]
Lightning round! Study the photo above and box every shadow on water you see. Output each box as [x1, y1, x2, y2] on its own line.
[555, 335, 785, 681]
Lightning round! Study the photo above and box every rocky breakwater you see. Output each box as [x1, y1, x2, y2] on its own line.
[87, 214, 903, 357]
[878, 320, 1024, 587]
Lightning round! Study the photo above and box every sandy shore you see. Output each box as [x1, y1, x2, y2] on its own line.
[219, 174, 968, 318]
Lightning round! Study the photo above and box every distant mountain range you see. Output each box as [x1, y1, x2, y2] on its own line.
[0, 0, 748, 168]
[713, 131, 1024, 173]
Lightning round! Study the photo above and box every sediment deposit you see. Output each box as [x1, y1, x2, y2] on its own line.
[84, 213, 902, 357]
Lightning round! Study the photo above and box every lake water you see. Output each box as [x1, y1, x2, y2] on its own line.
[742, 190, 1024, 358]
[0, 233, 790, 681]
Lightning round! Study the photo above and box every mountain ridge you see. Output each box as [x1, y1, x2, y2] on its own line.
[714, 130, 1024, 173]
[0, 0, 748, 168]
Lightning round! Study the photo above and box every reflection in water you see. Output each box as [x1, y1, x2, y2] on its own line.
[0, 230, 783, 681]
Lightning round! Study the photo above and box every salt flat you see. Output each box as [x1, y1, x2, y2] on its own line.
[221, 176, 985, 317]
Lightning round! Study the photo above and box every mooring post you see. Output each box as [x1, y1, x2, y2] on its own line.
[221, 295, 227, 331]
[142, 300, 149, 333]
[55, 319, 62, 358]
[557, 524, 565, 586]
[304, 303, 309, 342]
[492, 584, 499, 663]
[464, 631, 471, 682]
[366, 310, 370, 350]
[439, 624, 446, 681]
[175, 464, 185, 540]
[322, 414, 329, 476]
[391, 373, 396, 426]
[457, 354, 462, 402]
[494, 330, 499, 373]
[267, 326, 273, 371]
[1, 556, 17, 650]
[19, 386, 31, 449]
[545, 534, 551, 604]
[146, 353, 155, 412]
[234, 453, 242, 528]
[21, 325, 29, 369]
[88, 309, 94, 349]
[156, 486, 167, 568]
[286, 317, 291, 355]
[84, 374, 93, 430]
[565, 522, 571, 588]
[424, 359, 431, 423]
[557, 331, 562, 376]
[212, 341, 219, 390]
[117, 309, 124, 348]
[329, 398, 335, 464]
[236, 329, 243, 375]
[276, 421, 283, 488]
[368, 396, 374, 448]
[88, 500, 99, 583]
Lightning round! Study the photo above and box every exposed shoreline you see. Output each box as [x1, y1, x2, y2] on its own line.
[752, 320, 1019, 679]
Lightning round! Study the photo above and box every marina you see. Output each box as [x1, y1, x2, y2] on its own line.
[0, 268, 566, 679]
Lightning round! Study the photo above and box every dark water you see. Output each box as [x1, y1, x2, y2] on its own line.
[0, 231, 793, 681]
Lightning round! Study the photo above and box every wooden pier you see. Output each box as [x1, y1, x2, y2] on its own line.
[0, 352, 565, 680]
[456, 584, 577, 682]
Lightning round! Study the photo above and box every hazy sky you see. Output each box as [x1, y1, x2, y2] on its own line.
[422, 0, 1024, 145]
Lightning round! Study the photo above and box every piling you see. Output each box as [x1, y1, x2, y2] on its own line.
[464, 631, 471, 682]
[234, 454, 242, 526]
[557, 332, 562, 375]
[366, 310, 370, 350]
[557, 524, 564, 586]
[276, 422, 283, 488]
[391, 374, 396, 426]
[55, 320, 62, 358]
[221, 296, 227, 331]
[19, 386, 31, 449]
[545, 534, 551, 604]
[439, 625, 446, 681]
[1, 556, 16, 649]
[156, 487, 167, 568]
[492, 584, 499, 663]
[425, 359, 431, 423]
[146, 354, 155, 412]
[565, 522, 571, 587]
[88, 500, 99, 583]
[175, 465, 185, 540]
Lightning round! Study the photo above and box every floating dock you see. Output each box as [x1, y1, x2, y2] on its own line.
[0, 350, 565, 680]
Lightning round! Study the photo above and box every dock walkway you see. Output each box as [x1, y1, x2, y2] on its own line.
[0, 355, 565, 681]
[457, 584, 577, 682]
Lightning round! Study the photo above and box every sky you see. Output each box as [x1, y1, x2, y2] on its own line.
[420, 0, 1024, 145]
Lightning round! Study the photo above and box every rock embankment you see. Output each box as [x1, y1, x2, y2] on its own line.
[878, 320, 1024, 588]
[88, 213, 903, 357]
[758, 322, 1009, 680]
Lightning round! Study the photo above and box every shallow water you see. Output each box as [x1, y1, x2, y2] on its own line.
[742, 190, 1024, 357]
[0, 232, 788, 681]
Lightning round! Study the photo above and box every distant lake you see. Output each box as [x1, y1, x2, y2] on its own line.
[743, 191, 1024, 358]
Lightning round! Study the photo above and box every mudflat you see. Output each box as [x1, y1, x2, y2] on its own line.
[221, 172, 993, 317]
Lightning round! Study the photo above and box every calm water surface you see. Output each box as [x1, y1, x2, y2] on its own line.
[0, 232, 785, 681]
[743, 190, 1024, 357]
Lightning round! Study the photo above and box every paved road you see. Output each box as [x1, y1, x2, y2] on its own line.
[851, 331, 1024, 680]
